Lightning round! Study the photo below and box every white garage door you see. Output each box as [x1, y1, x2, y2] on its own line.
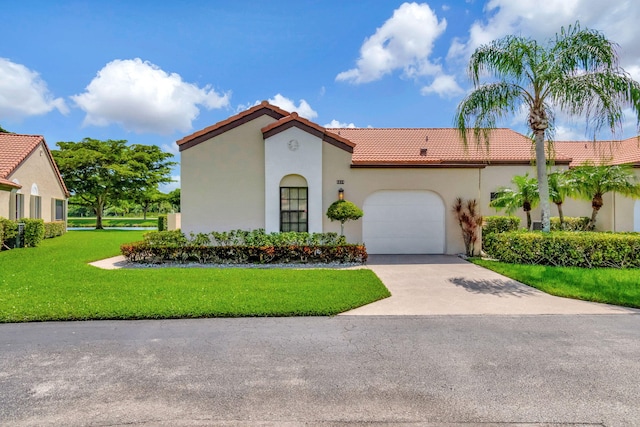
[363, 190, 445, 254]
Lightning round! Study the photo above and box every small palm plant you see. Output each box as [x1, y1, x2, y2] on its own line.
[548, 170, 574, 229]
[490, 174, 540, 230]
[566, 164, 640, 230]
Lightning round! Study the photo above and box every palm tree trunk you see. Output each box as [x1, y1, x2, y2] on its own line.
[534, 130, 551, 232]
[556, 202, 565, 230]
[588, 194, 603, 230]
[526, 210, 532, 230]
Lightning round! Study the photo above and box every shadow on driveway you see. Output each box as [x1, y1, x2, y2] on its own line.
[449, 277, 539, 297]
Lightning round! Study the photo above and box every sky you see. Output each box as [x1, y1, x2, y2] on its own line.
[2, 0, 640, 192]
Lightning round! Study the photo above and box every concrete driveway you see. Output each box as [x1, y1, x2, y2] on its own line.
[344, 255, 639, 316]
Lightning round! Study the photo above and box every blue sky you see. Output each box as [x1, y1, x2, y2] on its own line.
[3, 0, 640, 191]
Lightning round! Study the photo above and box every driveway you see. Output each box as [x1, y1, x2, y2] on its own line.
[344, 255, 639, 315]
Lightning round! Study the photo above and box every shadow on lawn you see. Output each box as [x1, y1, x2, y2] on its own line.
[448, 277, 538, 297]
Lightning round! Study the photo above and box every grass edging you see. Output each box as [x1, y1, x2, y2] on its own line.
[471, 258, 640, 309]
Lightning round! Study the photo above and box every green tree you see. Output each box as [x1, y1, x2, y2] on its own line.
[52, 138, 176, 229]
[455, 22, 640, 233]
[135, 187, 165, 220]
[548, 170, 574, 229]
[326, 200, 363, 235]
[0, 124, 9, 133]
[567, 163, 640, 229]
[167, 188, 181, 212]
[490, 174, 540, 230]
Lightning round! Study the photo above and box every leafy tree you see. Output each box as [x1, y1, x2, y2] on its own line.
[135, 187, 165, 219]
[566, 163, 640, 229]
[52, 138, 176, 229]
[490, 174, 540, 230]
[326, 200, 363, 235]
[548, 170, 574, 229]
[0, 124, 9, 133]
[167, 188, 181, 212]
[452, 198, 482, 257]
[456, 22, 640, 232]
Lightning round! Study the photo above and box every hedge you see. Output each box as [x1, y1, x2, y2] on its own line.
[121, 229, 365, 264]
[550, 216, 591, 231]
[0, 218, 65, 249]
[483, 216, 521, 234]
[484, 231, 640, 268]
[157, 215, 168, 231]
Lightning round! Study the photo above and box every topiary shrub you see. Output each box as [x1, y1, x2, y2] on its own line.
[484, 231, 640, 268]
[326, 200, 363, 235]
[482, 216, 521, 255]
[157, 214, 168, 231]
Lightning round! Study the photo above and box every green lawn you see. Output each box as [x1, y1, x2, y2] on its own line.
[473, 258, 640, 309]
[68, 217, 158, 228]
[0, 231, 390, 322]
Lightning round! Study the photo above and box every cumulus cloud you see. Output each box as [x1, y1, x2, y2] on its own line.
[336, 2, 447, 84]
[72, 58, 230, 135]
[0, 58, 68, 120]
[267, 94, 318, 119]
[420, 74, 464, 97]
[324, 120, 356, 128]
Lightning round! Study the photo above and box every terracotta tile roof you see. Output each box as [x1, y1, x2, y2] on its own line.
[327, 128, 572, 166]
[555, 137, 640, 167]
[261, 112, 355, 152]
[0, 133, 69, 196]
[177, 101, 290, 150]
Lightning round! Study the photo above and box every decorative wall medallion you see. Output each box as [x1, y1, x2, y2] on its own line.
[288, 139, 299, 151]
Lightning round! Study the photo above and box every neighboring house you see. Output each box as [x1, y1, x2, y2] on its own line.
[177, 102, 637, 254]
[0, 133, 69, 223]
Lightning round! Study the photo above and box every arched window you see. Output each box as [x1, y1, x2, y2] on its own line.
[279, 175, 308, 232]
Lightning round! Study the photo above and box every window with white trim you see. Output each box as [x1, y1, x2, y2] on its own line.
[280, 187, 308, 232]
[30, 195, 42, 219]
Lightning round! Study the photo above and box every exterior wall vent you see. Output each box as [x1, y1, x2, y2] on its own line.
[420, 148, 428, 156]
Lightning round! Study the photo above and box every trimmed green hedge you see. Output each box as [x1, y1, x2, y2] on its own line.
[484, 231, 640, 268]
[157, 215, 168, 231]
[0, 218, 65, 249]
[483, 216, 521, 234]
[121, 229, 365, 264]
[550, 216, 591, 231]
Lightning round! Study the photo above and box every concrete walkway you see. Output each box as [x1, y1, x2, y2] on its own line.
[343, 254, 639, 316]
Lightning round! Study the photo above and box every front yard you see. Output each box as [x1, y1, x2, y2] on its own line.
[0, 230, 390, 322]
[473, 259, 640, 309]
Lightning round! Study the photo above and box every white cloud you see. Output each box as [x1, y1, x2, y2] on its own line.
[448, 0, 640, 74]
[161, 142, 180, 156]
[72, 58, 230, 135]
[324, 119, 356, 128]
[336, 2, 447, 84]
[0, 58, 68, 120]
[420, 74, 464, 97]
[267, 94, 318, 120]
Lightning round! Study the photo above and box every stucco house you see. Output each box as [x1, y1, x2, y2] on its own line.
[177, 102, 639, 255]
[0, 133, 69, 223]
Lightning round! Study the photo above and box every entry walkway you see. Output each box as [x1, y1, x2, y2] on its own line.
[343, 255, 639, 316]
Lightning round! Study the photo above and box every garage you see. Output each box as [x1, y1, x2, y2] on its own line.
[362, 190, 445, 254]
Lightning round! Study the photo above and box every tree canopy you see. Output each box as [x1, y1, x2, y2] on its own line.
[456, 22, 640, 232]
[52, 138, 176, 229]
[326, 200, 363, 235]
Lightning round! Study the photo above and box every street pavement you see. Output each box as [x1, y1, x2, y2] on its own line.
[2, 315, 640, 426]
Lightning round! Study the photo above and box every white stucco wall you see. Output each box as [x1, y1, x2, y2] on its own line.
[264, 127, 323, 233]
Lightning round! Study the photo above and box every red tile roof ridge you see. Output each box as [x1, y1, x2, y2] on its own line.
[177, 101, 291, 146]
[261, 113, 356, 148]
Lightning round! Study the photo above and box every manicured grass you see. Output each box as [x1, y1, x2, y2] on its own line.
[68, 217, 158, 228]
[0, 231, 390, 322]
[472, 258, 640, 308]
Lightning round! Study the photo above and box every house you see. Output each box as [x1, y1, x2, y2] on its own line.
[0, 133, 69, 223]
[177, 102, 638, 254]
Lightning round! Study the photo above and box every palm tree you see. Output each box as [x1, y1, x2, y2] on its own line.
[566, 164, 640, 229]
[548, 170, 574, 229]
[455, 22, 640, 232]
[490, 174, 540, 230]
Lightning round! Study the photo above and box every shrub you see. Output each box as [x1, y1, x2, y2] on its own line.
[122, 229, 363, 264]
[0, 218, 18, 249]
[326, 200, 364, 235]
[484, 231, 640, 268]
[20, 218, 45, 247]
[157, 214, 168, 231]
[452, 198, 482, 256]
[550, 216, 591, 231]
[44, 221, 67, 239]
[483, 216, 521, 234]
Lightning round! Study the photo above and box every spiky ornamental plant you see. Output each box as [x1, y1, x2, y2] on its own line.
[452, 198, 483, 257]
[456, 22, 640, 232]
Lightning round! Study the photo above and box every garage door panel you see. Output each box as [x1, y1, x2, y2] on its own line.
[363, 190, 445, 254]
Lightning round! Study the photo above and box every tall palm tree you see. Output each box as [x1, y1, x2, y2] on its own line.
[566, 164, 640, 229]
[490, 174, 540, 230]
[548, 170, 574, 229]
[455, 22, 640, 232]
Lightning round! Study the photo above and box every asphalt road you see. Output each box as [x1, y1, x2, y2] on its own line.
[2, 315, 640, 426]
